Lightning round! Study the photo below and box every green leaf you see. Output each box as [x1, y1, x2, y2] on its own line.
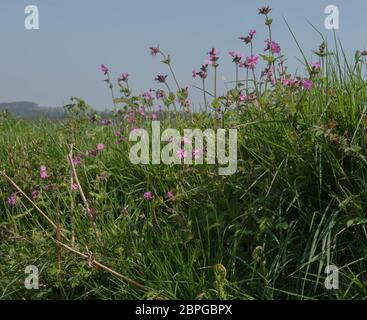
[211, 98, 221, 109]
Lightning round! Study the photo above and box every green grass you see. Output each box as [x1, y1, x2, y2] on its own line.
[1, 23, 367, 300]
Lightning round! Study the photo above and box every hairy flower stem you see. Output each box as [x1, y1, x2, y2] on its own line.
[266, 14, 277, 83]
[106, 74, 117, 120]
[164, 82, 178, 115]
[235, 65, 240, 111]
[252, 68, 260, 100]
[164, 82, 179, 126]
[236, 64, 239, 90]
[125, 80, 130, 96]
[168, 63, 180, 91]
[214, 66, 217, 99]
[202, 78, 208, 113]
[160, 52, 180, 91]
[246, 69, 249, 92]
[249, 42, 259, 96]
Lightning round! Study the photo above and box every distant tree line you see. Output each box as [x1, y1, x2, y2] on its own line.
[0, 101, 66, 119]
[0, 102, 114, 120]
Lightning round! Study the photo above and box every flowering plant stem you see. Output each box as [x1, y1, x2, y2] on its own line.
[106, 73, 117, 117]
[160, 52, 180, 91]
[164, 82, 178, 118]
[236, 64, 239, 90]
[168, 63, 180, 91]
[214, 66, 217, 99]
[202, 78, 208, 113]
[252, 68, 260, 100]
[266, 14, 277, 84]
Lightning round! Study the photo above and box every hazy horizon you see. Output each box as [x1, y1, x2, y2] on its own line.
[1, 0, 366, 110]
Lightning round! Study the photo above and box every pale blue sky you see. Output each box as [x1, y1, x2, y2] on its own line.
[0, 0, 366, 110]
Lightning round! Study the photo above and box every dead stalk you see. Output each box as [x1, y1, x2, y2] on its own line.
[69, 144, 76, 246]
[67, 144, 100, 241]
[56, 201, 62, 269]
[55, 240, 150, 293]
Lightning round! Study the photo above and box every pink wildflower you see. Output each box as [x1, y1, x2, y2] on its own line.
[258, 6, 271, 15]
[265, 40, 281, 54]
[239, 91, 246, 101]
[181, 137, 191, 145]
[166, 191, 175, 201]
[97, 143, 105, 151]
[88, 149, 98, 157]
[100, 119, 112, 126]
[302, 79, 313, 90]
[31, 190, 40, 200]
[177, 148, 187, 159]
[118, 72, 129, 82]
[100, 64, 109, 75]
[229, 51, 244, 64]
[131, 127, 140, 133]
[239, 29, 257, 44]
[151, 112, 158, 120]
[241, 55, 259, 69]
[207, 48, 220, 67]
[311, 61, 321, 70]
[249, 29, 256, 38]
[73, 155, 82, 166]
[144, 191, 154, 201]
[40, 166, 48, 179]
[149, 47, 160, 56]
[142, 91, 154, 102]
[155, 74, 168, 83]
[139, 106, 146, 117]
[8, 194, 17, 206]
[156, 90, 165, 100]
[192, 148, 203, 158]
[282, 78, 294, 87]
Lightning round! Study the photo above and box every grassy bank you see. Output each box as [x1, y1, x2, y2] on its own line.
[1, 7, 367, 299]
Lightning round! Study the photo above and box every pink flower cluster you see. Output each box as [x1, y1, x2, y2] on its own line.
[118, 72, 129, 83]
[144, 191, 175, 202]
[100, 64, 109, 75]
[228, 51, 244, 65]
[7, 194, 17, 206]
[88, 143, 105, 157]
[239, 29, 257, 44]
[40, 165, 48, 179]
[192, 64, 208, 79]
[282, 78, 313, 90]
[206, 48, 220, 67]
[265, 40, 281, 55]
[241, 55, 259, 69]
